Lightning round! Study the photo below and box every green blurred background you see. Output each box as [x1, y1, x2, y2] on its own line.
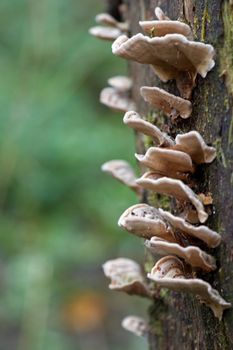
[0, 0, 148, 349]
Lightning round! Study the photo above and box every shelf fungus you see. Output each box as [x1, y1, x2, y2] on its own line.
[135, 147, 194, 180]
[140, 7, 192, 39]
[112, 33, 215, 98]
[145, 237, 216, 272]
[148, 256, 231, 320]
[172, 131, 216, 164]
[123, 111, 174, 147]
[101, 159, 141, 194]
[89, 13, 128, 41]
[159, 209, 221, 248]
[102, 258, 151, 298]
[118, 203, 221, 247]
[100, 76, 135, 112]
[122, 316, 148, 337]
[140, 19, 192, 39]
[124, 114, 216, 168]
[154, 7, 170, 21]
[140, 86, 192, 120]
[108, 76, 132, 92]
[136, 173, 208, 223]
[118, 203, 175, 241]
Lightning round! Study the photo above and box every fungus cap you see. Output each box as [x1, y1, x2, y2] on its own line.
[101, 160, 140, 194]
[108, 76, 132, 92]
[123, 111, 174, 146]
[154, 7, 170, 21]
[148, 256, 231, 320]
[136, 173, 208, 223]
[112, 33, 215, 98]
[145, 237, 216, 271]
[140, 20, 192, 39]
[140, 86, 192, 119]
[118, 203, 174, 241]
[89, 26, 122, 41]
[173, 131, 216, 164]
[135, 147, 194, 180]
[100, 87, 135, 112]
[122, 316, 148, 337]
[112, 33, 215, 79]
[159, 209, 221, 247]
[102, 258, 150, 298]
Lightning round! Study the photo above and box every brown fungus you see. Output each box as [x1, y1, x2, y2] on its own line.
[135, 147, 194, 180]
[141, 86, 192, 120]
[95, 13, 128, 31]
[140, 20, 192, 39]
[89, 26, 123, 41]
[100, 75, 135, 112]
[118, 203, 221, 248]
[140, 7, 192, 39]
[89, 13, 128, 41]
[172, 131, 216, 164]
[102, 258, 151, 298]
[123, 111, 174, 147]
[136, 173, 208, 223]
[145, 237, 216, 272]
[112, 33, 215, 98]
[100, 87, 135, 112]
[148, 256, 231, 320]
[101, 159, 140, 194]
[159, 209, 221, 248]
[118, 203, 175, 241]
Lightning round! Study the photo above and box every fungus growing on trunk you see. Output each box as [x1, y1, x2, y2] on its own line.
[140, 86, 192, 120]
[89, 26, 122, 41]
[145, 237, 216, 272]
[123, 113, 216, 167]
[154, 7, 170, 21]
[118, 203, 175, 241]
[108, 76, 132, 92]
[122, 316, 148, 337]
[89, 13, 128, 41]
[172, 131, 216, 164]
[102, 258, 151, 298]
[136, 173, 208, 223]
[100, 87, 133, 111]
[148, 256, 231, 320]
[100, 76, 135, 112]
[118, 203, 221, 247]
[123, 111, 174, 146]
[159, 209, 221, 248]
[140, 20, 192, 39]
[135, 148, 194, 180]
[112, 33, 215, 98]
[101, 159, 140, 194]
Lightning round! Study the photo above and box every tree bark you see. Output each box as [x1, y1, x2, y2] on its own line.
[124, 0, 233, 349]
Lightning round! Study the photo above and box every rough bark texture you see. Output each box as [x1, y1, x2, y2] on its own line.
[124, 1, 233, 349]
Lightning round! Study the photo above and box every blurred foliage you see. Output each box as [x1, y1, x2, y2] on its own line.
[0, 0, 148, 349]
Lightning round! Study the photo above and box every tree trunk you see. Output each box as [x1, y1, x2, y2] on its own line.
[124, 0, 233, 348]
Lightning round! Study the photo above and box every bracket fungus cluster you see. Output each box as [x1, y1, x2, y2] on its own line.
[100, 76, 135, 112]
[90, 5, 230, 336]
[112, 7, 215, 100]
[148, 256, 231, 319]
[89, 12, 128, 41]
[101, 159, 140, 195]
[102, 258, 151, 298]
